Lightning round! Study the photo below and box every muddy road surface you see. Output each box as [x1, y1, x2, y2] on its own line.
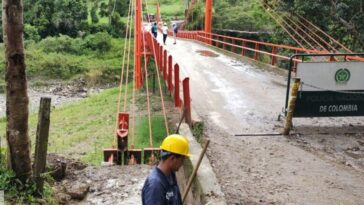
[160, 36, 364, 205]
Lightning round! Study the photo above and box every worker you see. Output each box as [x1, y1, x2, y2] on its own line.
[162, 23, 168, 45]
[142, 134, 191, 205]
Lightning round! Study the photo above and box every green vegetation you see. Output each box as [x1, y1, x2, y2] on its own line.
[159, 0, 185, 21]
[0, 33, 131, 85]
[0, 85, 168, 165]
[0, 148, 56, 204]
[182, 0, 364, 51]
[277, 0, 364, 51]
[213, 0, 273, 32]
[132, 116, 167, 148]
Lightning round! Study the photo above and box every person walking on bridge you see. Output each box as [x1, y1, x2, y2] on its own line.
[162, 23, 168, 45]
[142, 134, 191, 205]
[172, 23, 178, 44]
[151, 22, 158, 38]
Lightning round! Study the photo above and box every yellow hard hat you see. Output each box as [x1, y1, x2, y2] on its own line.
[160, 134, 191, 157]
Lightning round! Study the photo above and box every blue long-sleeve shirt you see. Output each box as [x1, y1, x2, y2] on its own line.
[142, 167, 182, 205]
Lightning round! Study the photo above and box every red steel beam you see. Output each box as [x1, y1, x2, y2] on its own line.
[204, 0, 212, 44]
[163, 50, 167, 80]
[135, 0, 142, 88]
[168, 55, 173, 93]
[174, 64, 181, 107]
[183, 78, 192, 126]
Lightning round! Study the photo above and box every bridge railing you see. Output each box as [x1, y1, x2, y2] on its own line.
[144, 32, 192, 125]
[171, 30, 364, 68]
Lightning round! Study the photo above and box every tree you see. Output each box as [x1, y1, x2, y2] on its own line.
[23, 0, 88, 38]
[91, 4, 99, 24]
[3, 0, 32, 183]
[278, 0, 364, 51]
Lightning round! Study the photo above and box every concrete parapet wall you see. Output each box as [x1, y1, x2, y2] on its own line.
[178, 123, 227, 205]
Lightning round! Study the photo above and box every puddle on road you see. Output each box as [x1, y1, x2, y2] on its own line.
[196, 50, 219, 57]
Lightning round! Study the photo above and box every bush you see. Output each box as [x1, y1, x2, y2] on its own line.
[24, 24, 41, 42]
[88, 24, 110, 34]
[82, 32, 112, 52]
[27, 52, 88, 79]
[108, 13, 126, 37]
[37, 35, 83, 55]
[0, 148, 56, 204]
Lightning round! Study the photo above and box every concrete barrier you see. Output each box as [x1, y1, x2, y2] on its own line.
[178, 123, 227, 205]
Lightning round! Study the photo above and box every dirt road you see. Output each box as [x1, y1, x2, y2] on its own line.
[160, 36, 364, 204]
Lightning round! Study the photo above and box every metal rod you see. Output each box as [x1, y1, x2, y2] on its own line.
[182, 140, 210, 204]
[234, 133, 281, 136]
[175, 108, 186, 133]
[284, 56, 294, 116]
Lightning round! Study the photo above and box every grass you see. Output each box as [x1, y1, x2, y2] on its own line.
[132, 115, 167, 148]
[0, 36, 129, 86]
[145, 0, 185, 22]
[0, 82, 170, 165]
[0, 79, 5, 93]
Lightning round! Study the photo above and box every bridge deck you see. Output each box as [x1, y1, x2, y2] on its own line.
[155, 34, 364, 204]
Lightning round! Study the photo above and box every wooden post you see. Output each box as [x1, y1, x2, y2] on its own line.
[34, 97, 51, 194]
[283, 78, 300, 135]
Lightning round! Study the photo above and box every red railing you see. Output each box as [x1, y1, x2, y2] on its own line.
[170, 30, 364, 67]
[144, 32, 192, 125]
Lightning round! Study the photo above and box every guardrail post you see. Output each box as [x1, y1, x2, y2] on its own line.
[163, 50, 167, 80]
[242, 41, 247, 56]
[223, 37, 226, 50]
[271, 46, 277, 66]
[329, 56, 336, 61]
[182, 78, 192, 126]
[155, 42, 159, 65]
[254, 43, 259, 60]
[168, 55, 173, 93]
[153, 38, 156, 57]
[231, 39, 235, 53]
[159, 45, 163, 69]
[174, 64, 181, 107]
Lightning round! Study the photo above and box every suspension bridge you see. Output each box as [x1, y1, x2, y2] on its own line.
[103, 1, 364, 204]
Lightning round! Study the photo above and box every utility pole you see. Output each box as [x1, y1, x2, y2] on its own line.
[3, 0, 32, 183]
